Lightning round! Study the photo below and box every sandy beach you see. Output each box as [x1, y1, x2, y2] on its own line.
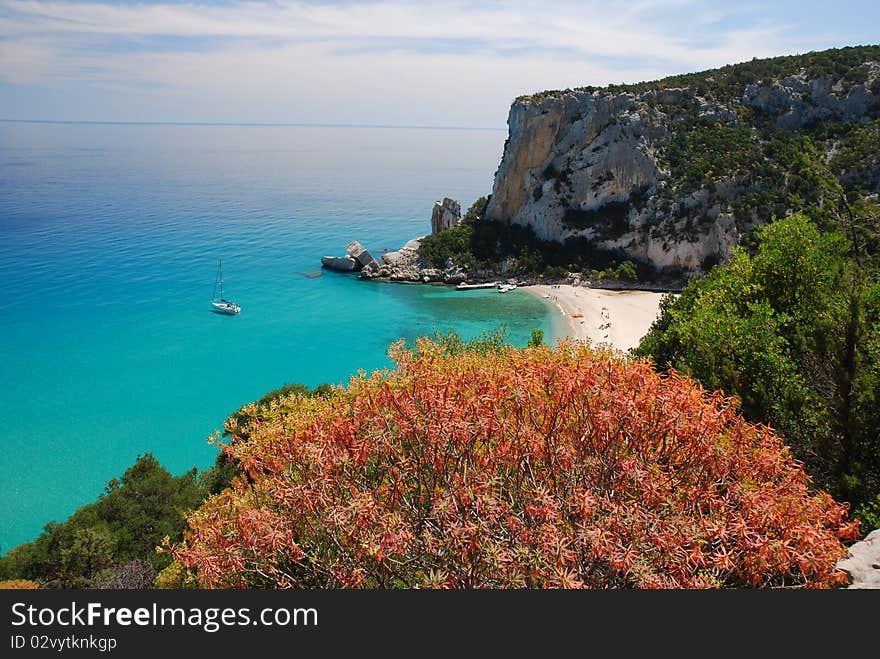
[527, 285, 669, 352]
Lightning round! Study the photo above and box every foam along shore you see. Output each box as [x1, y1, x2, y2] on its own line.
[527, 285, 668, 352]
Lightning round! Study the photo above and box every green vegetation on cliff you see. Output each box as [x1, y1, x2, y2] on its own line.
[419, 196, 647, 281]
[517, 45, 880, 105]
[654, 98, 876, 230]
[0, 455, 208, 588]
[503, 46, 880, 278]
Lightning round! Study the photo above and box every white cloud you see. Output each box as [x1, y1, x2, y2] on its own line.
[0, 0, 785, 62]
[0, 0, 852, 123]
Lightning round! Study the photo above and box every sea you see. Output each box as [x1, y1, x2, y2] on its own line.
[0, 121, 560, 552]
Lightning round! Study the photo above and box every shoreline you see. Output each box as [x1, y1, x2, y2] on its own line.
[321, 236, 672, 353]
[524, 284, 668, 352]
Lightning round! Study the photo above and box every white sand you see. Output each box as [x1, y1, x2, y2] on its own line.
[527, 285, 668, 352]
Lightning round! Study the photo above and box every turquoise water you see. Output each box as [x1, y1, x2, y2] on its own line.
[0, 122, 557, 551]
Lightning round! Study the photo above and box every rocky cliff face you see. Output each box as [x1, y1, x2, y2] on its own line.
[485, 50, 880, 273]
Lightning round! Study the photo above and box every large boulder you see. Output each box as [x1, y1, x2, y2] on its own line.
[390, 269, 419, 282]
[419, 268, 443, 283]
[443, 271, 467, 284]
[441, 256, 468, 284]
[321, 255, 358, 272]
[346, 240, 379, 269]
[369, 237, 426, 281]
[837, 528, 880, 589]
[430, 198, 461, 234]
[360, 260, 394, 279]
[382, 237, 423, 266]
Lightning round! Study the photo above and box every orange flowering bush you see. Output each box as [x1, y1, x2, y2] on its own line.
[174, 340, 858, 588]
[0, 579, 40, 589]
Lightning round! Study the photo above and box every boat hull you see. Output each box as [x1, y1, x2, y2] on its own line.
[211, 301, 240, 315]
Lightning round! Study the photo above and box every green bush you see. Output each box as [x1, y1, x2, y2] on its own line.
[418, 197, 488, 268]
[527, 329, 545, 347]
[634, 212, 880, 523]
[426, 326, 509, 356]
[616, 261, 638, 282]
[0, 455, 207, 587]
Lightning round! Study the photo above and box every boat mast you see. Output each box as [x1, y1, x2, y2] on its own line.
[212, 259, 222, 302]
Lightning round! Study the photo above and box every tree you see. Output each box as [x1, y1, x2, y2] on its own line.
[635, 212, 880, 519]
[0, 454, 209, 587]
[528, 328, 545, 347]
[88, 455, 204, 569]
[61, 528, 114, 586]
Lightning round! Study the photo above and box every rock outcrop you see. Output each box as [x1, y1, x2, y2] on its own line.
[321, 255, 358, 271]
[431, 197, 462, 235]
[381, 237, 423, 268]
[360, 237, 421, 280]
[325, 49, 880, 284]
[321, 240, 379, 273]
[325, 199, 474, 284]
[742, 63, 880, 129]
[346, 241, 379, 269]
[484, 49, 880, 274]
[837, 528, 880, 589]
[360, 235, 468, 284]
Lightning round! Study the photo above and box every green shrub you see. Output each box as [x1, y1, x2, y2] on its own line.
[616, 261, 638, 282]
[635, 212, 880, 522]
[527, 329, 545, 347]
[0, 454, 208, 587]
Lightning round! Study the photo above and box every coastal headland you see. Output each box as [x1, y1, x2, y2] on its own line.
[321, 197, 667, 351]
[321, 233, 667, 351]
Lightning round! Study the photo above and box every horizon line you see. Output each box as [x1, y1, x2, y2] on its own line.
[0, 118, 507, 131]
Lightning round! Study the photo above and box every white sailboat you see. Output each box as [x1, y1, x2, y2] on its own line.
[210, 259, 240, 315]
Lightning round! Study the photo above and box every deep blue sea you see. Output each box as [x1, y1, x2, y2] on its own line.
[0, 122, 559, 551]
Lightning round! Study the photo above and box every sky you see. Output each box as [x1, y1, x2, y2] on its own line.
[1, 0, 878, 127]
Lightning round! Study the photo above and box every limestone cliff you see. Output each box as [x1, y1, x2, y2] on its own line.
[485, 46, 880, 273]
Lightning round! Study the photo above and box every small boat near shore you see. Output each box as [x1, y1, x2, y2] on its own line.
[455, 282, 499, 290]
[453, 280, 523, 292]
[210, 259, 240, 315]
